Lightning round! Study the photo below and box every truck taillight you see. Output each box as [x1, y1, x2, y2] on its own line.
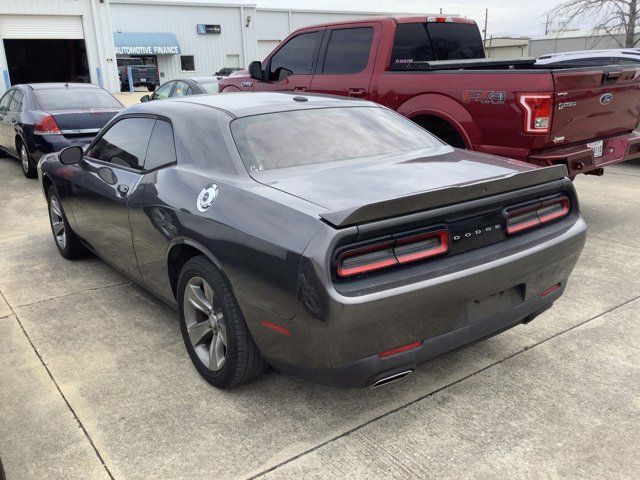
[427, 16, 454, 22]
[517, 93, 553, 134]
[336, 230, 449, 278]
[34, 114, 61, 135]
[506, 196, 570, 235]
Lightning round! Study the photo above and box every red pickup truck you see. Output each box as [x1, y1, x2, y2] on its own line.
[219, 16, 640, 176]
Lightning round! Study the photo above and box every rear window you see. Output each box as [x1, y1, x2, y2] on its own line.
[35, 88, 122, 110]
[391, 22, 484, 68]
[198, 81, 219, 93]
[231, 107, 444, 172]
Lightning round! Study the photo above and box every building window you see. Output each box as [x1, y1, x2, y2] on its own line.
[180, 55, 195, 71]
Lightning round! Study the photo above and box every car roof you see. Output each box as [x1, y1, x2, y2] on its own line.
[126, 91, 378, 118]
[19, 83, 104, 90]
[190, 76, 219, 83]
[537, 49, 640, 61]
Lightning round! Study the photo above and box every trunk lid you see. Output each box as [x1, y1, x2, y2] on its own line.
[550, 66, 640, 145]
[253, 149, 568, 227]
[48, 109, 119, 137]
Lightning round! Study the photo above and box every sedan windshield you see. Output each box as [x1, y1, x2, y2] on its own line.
[35, 88, 123, 110]
[231, 107, 444, 172]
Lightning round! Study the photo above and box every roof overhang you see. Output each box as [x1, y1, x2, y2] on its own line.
[113, 32, 181, 55]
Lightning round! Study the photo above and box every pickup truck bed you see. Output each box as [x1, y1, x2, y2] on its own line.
[220, 16, 640, 176]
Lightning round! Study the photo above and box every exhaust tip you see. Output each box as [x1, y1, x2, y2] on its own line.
[371, 369, 413, 388]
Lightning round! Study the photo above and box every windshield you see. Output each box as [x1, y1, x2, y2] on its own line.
[199, 81, 219, 94]
[231, 107, 444, 172]
[35, 88, 123, 110]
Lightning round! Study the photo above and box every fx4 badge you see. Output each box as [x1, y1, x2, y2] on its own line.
[462, 90, 506, 104]
[240, 81, 253, 87]
[197, 184, 218, 212]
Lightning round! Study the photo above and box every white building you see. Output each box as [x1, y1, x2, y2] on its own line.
[529, 29, 634, 57]
[0, 0, 422, 95]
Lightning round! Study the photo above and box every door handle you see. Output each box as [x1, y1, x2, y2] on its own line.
[117, 184, 129, 195]
[348, 88, 366, 98]
[294, 87, 308, 92]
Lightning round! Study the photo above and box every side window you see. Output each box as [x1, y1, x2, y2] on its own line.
[154, 82, 174, 100]
[86, 118, 155, 170]
[321, 28, 373, 74]
[144, 120, 176, 170]
[172, 81, 190, 97]
[269, 31, 320, 80]
[0, 90, 14, 113]
[618, 57, 640, 65]
[391, 23, 434, 68]
[9, 89, 24, 111]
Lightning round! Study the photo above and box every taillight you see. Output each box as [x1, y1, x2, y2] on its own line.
[336, 230, 449, 278]
[517, 93, 553, 134]
[34, 114, 61, 135]
[506, 196, 570, 235]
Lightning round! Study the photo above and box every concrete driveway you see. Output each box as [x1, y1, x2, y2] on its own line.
[1, 154, 639, 480]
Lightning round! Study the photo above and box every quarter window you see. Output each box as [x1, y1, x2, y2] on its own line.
[87, 118, 155, 170]
[269, 31, 319, 80]
[322, 28, 373, 74]
[9, 89, 23, 111]
[145, 120, 176, 170]
[181, 55, 195, 71]
[0, 90, 14, 112]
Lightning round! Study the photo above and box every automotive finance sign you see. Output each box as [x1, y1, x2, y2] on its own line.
[113, 32, 181, 55]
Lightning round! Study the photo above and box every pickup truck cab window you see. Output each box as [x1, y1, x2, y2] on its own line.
[269, 31, 320, 80]
[87, 117, 155, 170]
[391, 23, 435, 65]
[321, 27, 373, 74]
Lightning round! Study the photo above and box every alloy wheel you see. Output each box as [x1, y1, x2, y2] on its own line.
[49, 196, 66, 249]
[20, 144, 29, 174]
[183, 276, 227, 371]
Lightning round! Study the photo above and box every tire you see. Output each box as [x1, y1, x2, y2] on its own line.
[177, 256, 266, 388]
[18, 139, 37, 178]
[146, 84, 156, 92]
[47, 186, 86, 259]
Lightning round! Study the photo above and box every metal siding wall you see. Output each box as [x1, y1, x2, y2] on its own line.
[110, 3, 249, 80]
[529, 35, 624, 56]
[255, 10, 289, 41]
[289, 11, 380, 31]
[0, 0, 117, 94]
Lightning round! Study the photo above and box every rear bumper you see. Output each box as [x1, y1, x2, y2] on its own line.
[528, 131, 640, 176]
[267, 285, 559, 388]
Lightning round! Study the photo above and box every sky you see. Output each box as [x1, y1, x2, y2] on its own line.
[242, 0, 568, 38]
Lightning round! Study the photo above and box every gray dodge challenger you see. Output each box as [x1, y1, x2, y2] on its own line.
[38, 92, 586, 388]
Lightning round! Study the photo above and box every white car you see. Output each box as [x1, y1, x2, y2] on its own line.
[536, 49, 640, 66]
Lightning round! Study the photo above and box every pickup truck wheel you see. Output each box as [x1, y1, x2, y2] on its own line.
[18, 140, 37, 178]
[178, 256, 266, 388]
[47, 186, 86, 259]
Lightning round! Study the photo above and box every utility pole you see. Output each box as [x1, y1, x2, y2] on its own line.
[483, 8, 488, 43]
[545, 13, 550, 35]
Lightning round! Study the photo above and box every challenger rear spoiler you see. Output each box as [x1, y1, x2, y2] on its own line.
[319, 165, 568, 228]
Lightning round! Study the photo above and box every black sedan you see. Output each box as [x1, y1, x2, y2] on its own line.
[0, 83, 122, 178]
[140, 76, 219, 102]
[38, 93, 586, 388]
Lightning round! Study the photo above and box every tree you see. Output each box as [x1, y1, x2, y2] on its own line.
[548, 0, 639, 47]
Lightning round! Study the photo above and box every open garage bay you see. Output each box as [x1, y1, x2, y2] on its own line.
[0, 155, 639, 479]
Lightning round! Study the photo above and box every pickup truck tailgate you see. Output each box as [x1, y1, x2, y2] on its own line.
[551, 66, 640, 145]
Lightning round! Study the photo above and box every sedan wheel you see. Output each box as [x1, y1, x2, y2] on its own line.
[49, 196, 66, 250]
[19, 142, 36, 178]
[183, 276, 227, 371]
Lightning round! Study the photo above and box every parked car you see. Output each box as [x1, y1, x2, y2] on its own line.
[117, 58, 160, 92]
[220, 16, 640, 177]
[215, 67, 242, 77]
[537, 49, 640, 66]
[38, 92, 586, 388]
[0, 83, 123, 178]
[140, 77, 220, 102]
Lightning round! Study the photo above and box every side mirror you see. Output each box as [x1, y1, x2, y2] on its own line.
[248, 61, 263, 81]
[59, 145, 83, 165]
[140, 94, 151, 103]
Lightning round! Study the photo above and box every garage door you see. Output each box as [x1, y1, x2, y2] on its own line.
[0, 15, 84, 39]
[257, 40, 281, 61]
